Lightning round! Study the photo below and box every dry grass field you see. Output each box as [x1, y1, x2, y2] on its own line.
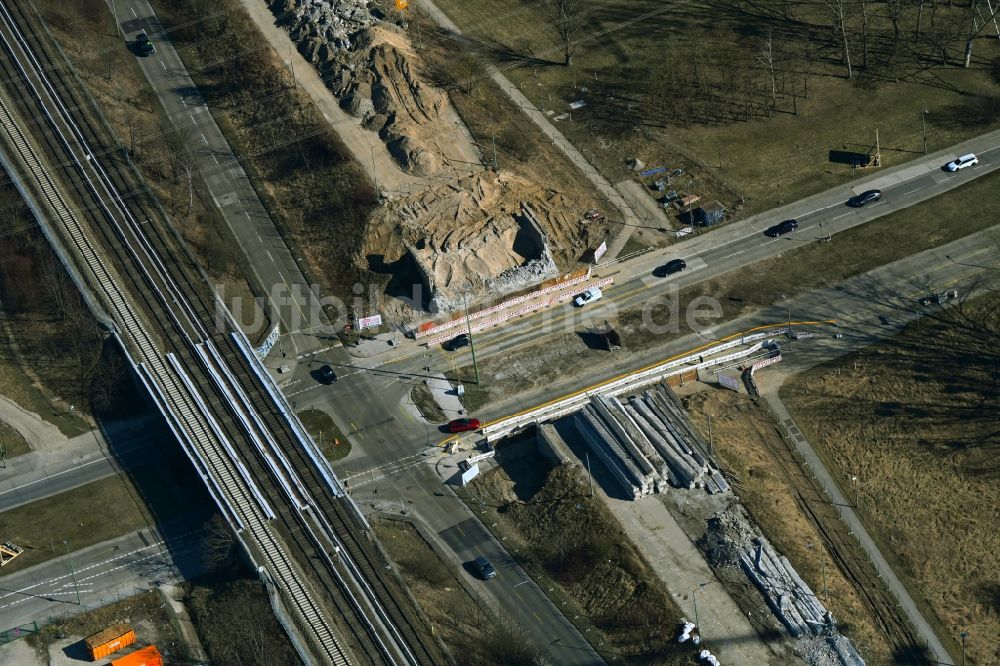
[685, 388, 896, 664]
[431, 0, 1000, 216]
[781, 292, 1000, 665]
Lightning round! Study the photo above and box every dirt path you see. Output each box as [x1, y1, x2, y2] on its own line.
[0, 394, 66, 450]
[240, 0, 482, 196]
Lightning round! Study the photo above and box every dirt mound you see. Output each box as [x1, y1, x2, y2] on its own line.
[276, 3, 472, 177]
[363, 170, 579, 312]
[700, 503, 757, 567]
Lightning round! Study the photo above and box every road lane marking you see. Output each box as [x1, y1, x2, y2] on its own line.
[266, 250, 274, 263]
[200, 133, 208, 145]
[0, 457, 108, 496]
[189, 114, 197, 126]
[833, 212, 850, 219]
[131, 7, 137, 17]
[903, 188, 921, 195]
[159, 59, 166, 70]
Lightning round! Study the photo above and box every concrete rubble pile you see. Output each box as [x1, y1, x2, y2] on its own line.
[703, 506, 865, 665]
[279, 0, 378, 54]
[571, 383, 730, 499]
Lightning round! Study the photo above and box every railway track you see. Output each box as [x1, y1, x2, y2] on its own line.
[0, 2, 445, 664]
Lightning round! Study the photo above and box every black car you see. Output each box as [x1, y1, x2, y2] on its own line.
[473, 556, 497, 580]
[443, 333, 470, 352]
[317, 364, 338, 384]
[135, 32, 154, 56]
[847, 189, 881, 207]
[653, 259, 687, 277]
[764, 219, 798, 237]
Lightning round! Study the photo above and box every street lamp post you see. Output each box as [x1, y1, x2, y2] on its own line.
[960, 631, 968, 666]
[513, 580, 530, 631]
[692, 581, 714, 633]
[851, 475, 860, 511]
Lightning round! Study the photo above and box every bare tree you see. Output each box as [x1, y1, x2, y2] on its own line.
[757, 31, 778, 107]
[823, 0, 853, 78]
[544, 0, 586, 66]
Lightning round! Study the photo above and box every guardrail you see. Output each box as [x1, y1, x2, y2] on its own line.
[481, 329, 790, 441]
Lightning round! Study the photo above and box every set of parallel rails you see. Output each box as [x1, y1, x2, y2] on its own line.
[0, 5, 355, 665]
[0, 2, 445, 663]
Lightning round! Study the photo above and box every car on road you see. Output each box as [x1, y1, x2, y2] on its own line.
[472, 556, 497, 580]
[134, 32, 154, 56]
[653, 259, 687, 277]
[317, 365, 338, 384]
[944, 153, 978, 172]
[573, 286, 603, 307]
[764, 220, 798, 237]
[447, 418, 481, 433]
[442, 333, 470, 352]
[847, 189, 881, 207]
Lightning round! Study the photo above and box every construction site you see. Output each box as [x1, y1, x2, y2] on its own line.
[0, 0, 997, 664]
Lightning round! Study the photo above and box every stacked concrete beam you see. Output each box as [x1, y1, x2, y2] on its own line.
[739, 538, 832, 639]
[626, 397, 702, 489]
[593, 396, 668, 492]
[573, 408, 645, 498]
[590, 396, 661, 486]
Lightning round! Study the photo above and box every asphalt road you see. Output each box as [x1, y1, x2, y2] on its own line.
[0, 417, 162, 513]
[0, 523, 206, 630]
[113, 0, 316, 349]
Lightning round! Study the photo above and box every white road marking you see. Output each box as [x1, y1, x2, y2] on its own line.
[212, 154, 218, 164]
[180, 98, 186, 107]
[266, 250, 275, 263]
[131, 7, 137, 17]
[189, 114, 197, 126]
[719, 249, 745, 260]
[0, 457, 108, 496]
[257, 233, 263, 243]
[903, 188, 921, 195]
[159, 60, 166, 70]
[200, 133, 208, 145]
[833, 212, 850, 219]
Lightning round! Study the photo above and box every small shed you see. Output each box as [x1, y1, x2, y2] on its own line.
[694, 201, 726, 226]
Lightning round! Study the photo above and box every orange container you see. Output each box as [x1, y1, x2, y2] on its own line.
[111, 645, 163, 666]
[84, 624, 135, 661]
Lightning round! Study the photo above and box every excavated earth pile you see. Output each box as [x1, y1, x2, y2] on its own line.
[276, 0, 467, 176]
[362, 171, 585, 313]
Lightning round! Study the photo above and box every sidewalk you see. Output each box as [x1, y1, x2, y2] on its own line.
[762, 385, 951, 665]
[601, 495, 781, 666]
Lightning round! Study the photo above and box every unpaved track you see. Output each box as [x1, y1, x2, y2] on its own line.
[241, 0, 482, 195]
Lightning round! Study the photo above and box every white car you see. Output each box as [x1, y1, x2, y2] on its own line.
[574, 286, 603, 307]
[945, 153, 978, 171]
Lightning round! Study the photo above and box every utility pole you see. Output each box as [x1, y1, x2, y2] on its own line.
[708, 415, 713, 457]
[111, 0, 121, 38]
[64, 541, 81, 606]
[463, 293, 480, 384]
[370, 146, 378, 196]
[489, 114, 498, 169]
[921, 109, 928, 154]
[290, 46, 296, 85]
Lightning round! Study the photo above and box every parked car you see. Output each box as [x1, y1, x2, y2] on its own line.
[574, 286, 603, 307]
[442, 333, 470, 351]
[764, 219, 798, 237]
[447, 418, 481, 433]
[653, 259, 687, 277]
[473, 556, 497, 580]
[317, 365, 338, 384]
[945, 153, 978, 171]
[135, 32, 154, 56]
[847, 189, 881, 207]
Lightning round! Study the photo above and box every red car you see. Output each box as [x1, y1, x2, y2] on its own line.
[447, 418, 481, 433]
